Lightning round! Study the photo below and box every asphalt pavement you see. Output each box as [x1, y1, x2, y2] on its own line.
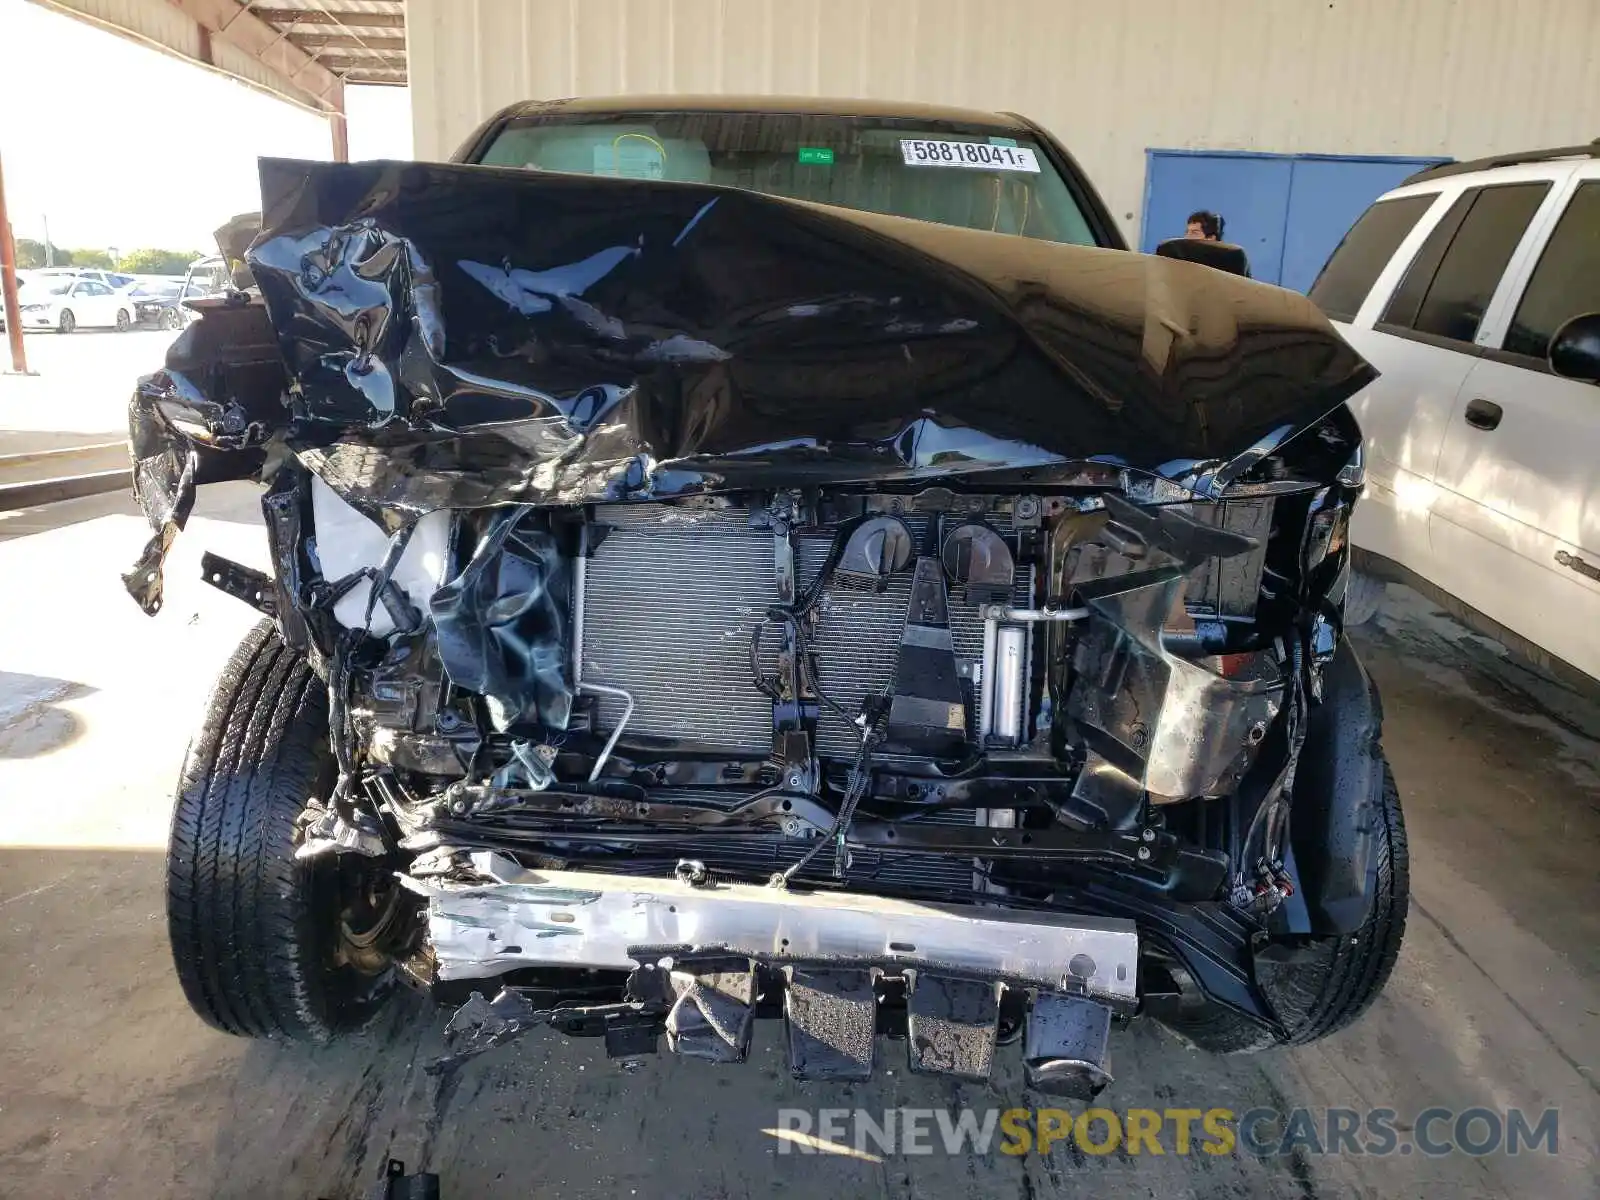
[0, 483, 1596, 1199]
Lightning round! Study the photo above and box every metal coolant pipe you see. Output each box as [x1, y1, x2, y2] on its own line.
[580, 681, 634, 781]
[981, 605, 1091, 623]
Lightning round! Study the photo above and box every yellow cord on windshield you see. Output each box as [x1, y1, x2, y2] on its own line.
[610, 132, 668, 177]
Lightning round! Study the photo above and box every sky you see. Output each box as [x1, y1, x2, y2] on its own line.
[0, 0, 412, 252]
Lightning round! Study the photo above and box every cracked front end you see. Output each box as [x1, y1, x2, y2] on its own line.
[126, 157, 1378, 1087]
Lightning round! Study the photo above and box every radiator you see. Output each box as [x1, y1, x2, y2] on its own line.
[578, 504, 1035, 758]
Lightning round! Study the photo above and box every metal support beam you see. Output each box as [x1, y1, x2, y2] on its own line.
[328, 79, 349, 163]
[314, 54, 405, 73]
[0, 153, 31, 376]
[288, 33, 406, 52]
[163, 0, 344, 112]
[250, 7, 405, 28]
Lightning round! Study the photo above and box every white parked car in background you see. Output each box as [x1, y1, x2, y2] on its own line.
[16, 273, 137, 333]
[1310, 143, 1600, 683]
[28, 266, 137, 291]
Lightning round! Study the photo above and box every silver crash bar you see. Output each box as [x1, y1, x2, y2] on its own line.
[401, 852, 1140, 1006]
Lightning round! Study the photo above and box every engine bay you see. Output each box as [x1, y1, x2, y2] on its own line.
[274, 474, 1341, 926]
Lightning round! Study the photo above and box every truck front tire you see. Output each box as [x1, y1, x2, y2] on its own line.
[1161, 756, 1409, 1053]
[166, 620, 402, 1040]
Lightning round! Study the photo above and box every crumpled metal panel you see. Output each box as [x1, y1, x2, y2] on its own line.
[430, 507, 572, 731]
[240, 157, 1374, 518]
[122, 299, 286, 614]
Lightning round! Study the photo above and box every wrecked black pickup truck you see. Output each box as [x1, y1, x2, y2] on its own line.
[126, 99, 1405, 1094]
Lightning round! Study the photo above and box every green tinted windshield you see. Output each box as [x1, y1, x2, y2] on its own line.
[477, 112, 1096, 246]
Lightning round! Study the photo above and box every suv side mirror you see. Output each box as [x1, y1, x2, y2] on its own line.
[1549, 313, 1600, 383]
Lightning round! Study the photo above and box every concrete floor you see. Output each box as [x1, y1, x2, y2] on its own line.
[1, 328, 179, 438]
[1, 482, 1596, 1199]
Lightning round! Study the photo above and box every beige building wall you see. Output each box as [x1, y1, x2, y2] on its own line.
[407, 0, 1600, 242]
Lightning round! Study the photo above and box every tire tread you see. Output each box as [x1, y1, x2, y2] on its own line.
[1164, 755, 1409, 1053]
[166, 621, 380, 1041]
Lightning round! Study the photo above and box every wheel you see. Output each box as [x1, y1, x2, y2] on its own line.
[167, 620, 407, 1040]
[1162, 757, 1409, 1053]
[57, 308, 76, 334]
[1343, 569, 1386, 626]
[115, 307, 131, 331]
[161, 307, 181, 331]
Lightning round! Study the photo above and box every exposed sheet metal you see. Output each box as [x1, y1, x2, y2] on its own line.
[404, 851, 1140, 1005]
[239, 156, 1371, 518]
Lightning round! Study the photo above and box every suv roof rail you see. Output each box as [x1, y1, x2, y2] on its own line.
[1403, 140, 1600, 185]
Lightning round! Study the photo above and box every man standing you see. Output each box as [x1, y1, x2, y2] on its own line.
[1185, 210, 1225, 241]
[1155, 210, 1252, 277]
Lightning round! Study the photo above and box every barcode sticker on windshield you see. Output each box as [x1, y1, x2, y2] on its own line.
[900, 139, 1040, 172]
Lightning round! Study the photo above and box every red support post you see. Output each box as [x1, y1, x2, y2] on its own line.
[0, 151, 30, 375]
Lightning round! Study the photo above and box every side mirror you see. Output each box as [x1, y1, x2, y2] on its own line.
[1549, 312, 1600, 383]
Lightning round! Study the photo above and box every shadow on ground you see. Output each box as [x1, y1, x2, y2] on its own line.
[0, 671, 96, 759]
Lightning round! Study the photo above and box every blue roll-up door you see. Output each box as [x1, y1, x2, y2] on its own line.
[1140, 151, 1446, 289]
[1140, 153, 1294, 280]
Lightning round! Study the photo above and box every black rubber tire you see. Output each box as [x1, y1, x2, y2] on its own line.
[166, 620, 397, 1041]
[1164, 757, 1409, 1053]
[161, 307, 181, 331]
[57, 308, 75, 334]
[115, 307, 131, 331]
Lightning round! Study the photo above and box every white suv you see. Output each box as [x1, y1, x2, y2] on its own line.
[1310, 143, 1600, 684]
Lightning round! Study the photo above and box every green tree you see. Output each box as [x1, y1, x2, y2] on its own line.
[68, 248, 114, 269]
[119, 248, 205, 276]
[13, 239, 72, 268]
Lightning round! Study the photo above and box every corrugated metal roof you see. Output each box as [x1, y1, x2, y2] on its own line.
[244, 1, 407, 86]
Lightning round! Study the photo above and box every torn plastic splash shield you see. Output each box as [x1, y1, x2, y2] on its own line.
[241, 157, 1374, 517]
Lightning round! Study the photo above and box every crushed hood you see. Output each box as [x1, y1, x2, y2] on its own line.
[233, 157, 1371, 515]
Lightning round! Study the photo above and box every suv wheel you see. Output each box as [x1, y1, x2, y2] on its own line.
[1161, 756, 1409, 1053]
[166, 620, 409, 1040]
[57, 308, 76, 334]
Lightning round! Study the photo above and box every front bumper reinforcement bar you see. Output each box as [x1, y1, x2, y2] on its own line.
[401, 852, 1140, 1005]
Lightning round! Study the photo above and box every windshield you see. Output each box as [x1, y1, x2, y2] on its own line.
[184, 262, 229, 295]
[476, 112, 1096, 246]
[131, 281, 182, 299]
[43, 279, 75, 296]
